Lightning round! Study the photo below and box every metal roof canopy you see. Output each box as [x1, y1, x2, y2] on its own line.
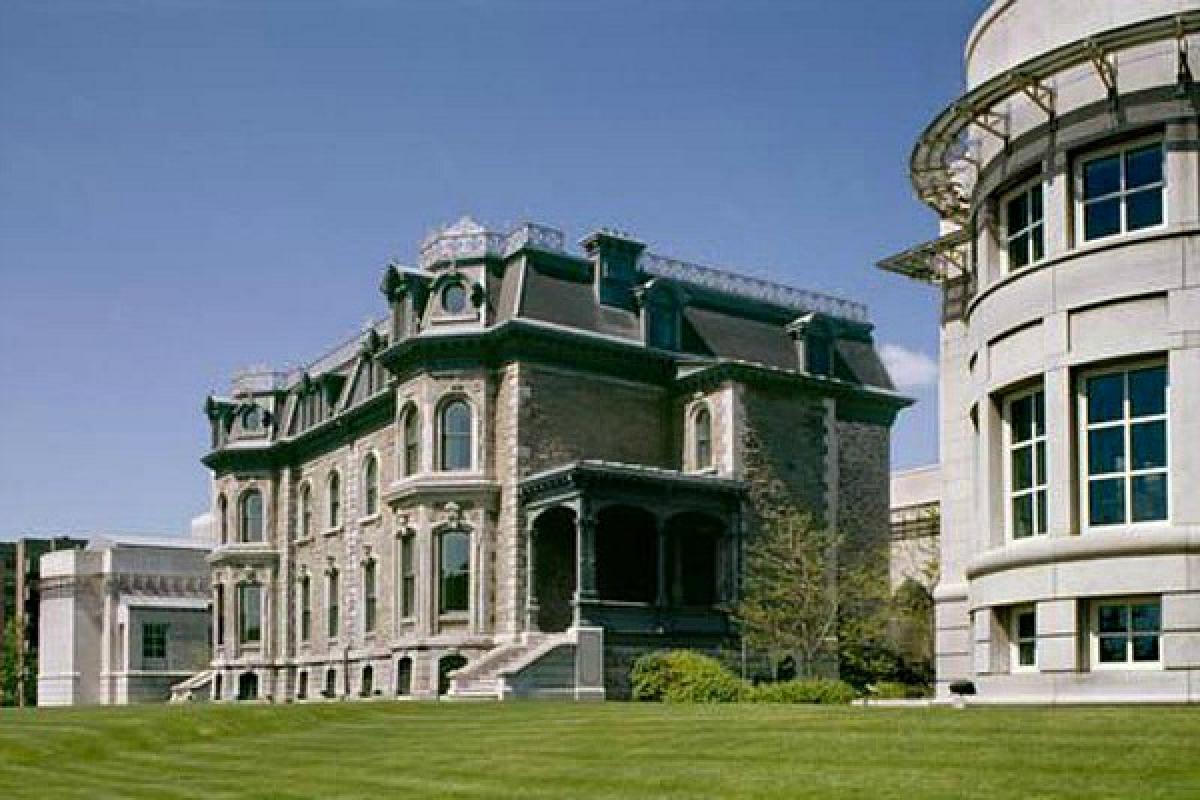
[876, 227, 970, 285]
[912, 11, 1200, 223]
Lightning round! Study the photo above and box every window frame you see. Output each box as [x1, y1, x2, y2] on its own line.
[399, 532, 416, 621]
[1074, 136, 1167, 245]
[238, 488, 264, 544]
[299, 574, 312, 642]
[363, 559, 378, 634]
[1000, 177, 1046, 272]
[237, 583, 262, 645]
[438, 529, 471, 616]
[142, 622, 168, 661]
[1089, 596, 1162, 671]
[362, 453, 380, 518]
[1010, 605, 1037, 673]
[327, 568, 340, 640]
[298, 483, 312, 540]
[1003, 385, 1048, 540]
[217, 494, 228, 545]
[691, 405, 714, 471]
[327, 470, 342, 530]
[400, 403, 421, 478]
[438, 397, 474, 472]
[1077, 358, 1170, 531]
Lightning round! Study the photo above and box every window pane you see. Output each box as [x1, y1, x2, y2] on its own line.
[1035, 441, 1046, 484]
[1132, 603, 1160, 632]
[1034, 391, 1045, 436]
[1129, 366, 1167, 417]
[1012, 495, 1034, 539]
[1089, 478, 1126, 525]
[1018, 641, 1036, 667]
[440, 532, 470, 613]
[1125, 145, 1162, 189]
[1016, 611, 1036, 639]
[1031, 224, 1044, 262]
[1030, 184, 1043, 222]
[1126, 188, 1163, 231]
[1098, 604, 1128, 634]
[1007, 192, 1029, 230]
[1132, 635, 1160, 662]
[1088, 427, 1125, 474]
[1010, 395, 1033, 442]
[1132, 474, 1168, 522]
[1131, 421, 1166, 469]
[1035, 489, 1047, 535]
[1012, 445, 1034, 490]
[1086, 373, 1124, 423]
[1084, 198, 1121, 240]
[1098, 636, 1127, 663]
[1083, 155, 1121, 199]
[1008, 234, 1030, 270]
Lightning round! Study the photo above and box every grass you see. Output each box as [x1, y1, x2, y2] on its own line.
[1, 702, 1198, 799]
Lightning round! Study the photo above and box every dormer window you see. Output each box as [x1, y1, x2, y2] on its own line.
[242, 406, 262, 432]
[441, 282, 468, 315]
[646, 303, 679, 350]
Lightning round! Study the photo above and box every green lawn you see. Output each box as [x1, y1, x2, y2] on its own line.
[1, 702, 1197, 799]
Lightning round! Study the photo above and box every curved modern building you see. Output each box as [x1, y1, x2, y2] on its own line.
[882, 0, 1200, 703]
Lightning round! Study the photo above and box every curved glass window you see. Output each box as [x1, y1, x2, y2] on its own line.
[440, 400, 472, 471]
[239, 489, 263, 543]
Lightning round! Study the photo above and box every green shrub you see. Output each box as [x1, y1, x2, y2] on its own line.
[747, 678, 855, 705]
[630, 651, 744, 704]
[869, 681, 930, 700]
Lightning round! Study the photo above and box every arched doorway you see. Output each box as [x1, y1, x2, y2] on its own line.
[237, 671, 259, 701]
[533, 507, 577, 632]
[596, 505, 658, 603]
[664, 512, 724, 606]
[438, 653, 467, 696]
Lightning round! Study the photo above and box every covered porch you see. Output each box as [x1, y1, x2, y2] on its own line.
[519, 461, 745, 638]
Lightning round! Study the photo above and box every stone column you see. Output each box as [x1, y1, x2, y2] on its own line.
[525, 517, 540, 632]
[575, 507, 598, 625]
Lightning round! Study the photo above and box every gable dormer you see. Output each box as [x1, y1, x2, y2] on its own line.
[787, 312, 835, 377]
[380, 263, 431, 342]
[636, 278, 687, 351]
[582, 228, 645, 311]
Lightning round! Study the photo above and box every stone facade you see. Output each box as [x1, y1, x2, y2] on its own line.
[36, 535, 211, 706]
[882, 0, 1200, 702]
[203, 218, 907, 701]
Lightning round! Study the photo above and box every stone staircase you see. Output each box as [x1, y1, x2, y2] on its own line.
[447, 631, 575, 700]
[169, 669, 214, 703]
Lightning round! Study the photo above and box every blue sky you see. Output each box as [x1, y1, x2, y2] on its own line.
[0, 0, 985, 537]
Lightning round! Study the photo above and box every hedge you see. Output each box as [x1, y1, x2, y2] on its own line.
[631, 651, 855, 705]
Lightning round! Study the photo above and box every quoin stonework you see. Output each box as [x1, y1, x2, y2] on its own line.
[882, 0, 1200, 703]
[201, 217, 907, 702]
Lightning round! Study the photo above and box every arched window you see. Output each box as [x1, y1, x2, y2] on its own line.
[299, 484, 312, 540]
[239, 489, 263, 543]
[400, 404, 420, 477]
[328, 471, 341, 528]
[363, 454, 379, 517]
[217, 494, 228, 544]
[395, 657, 413, 696]
[693, 407, 713, 470]
[439, 530, 470, 614]
[440, 399, 472, 472]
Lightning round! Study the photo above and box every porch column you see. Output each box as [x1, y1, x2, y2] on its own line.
[575, 510, 598, 618]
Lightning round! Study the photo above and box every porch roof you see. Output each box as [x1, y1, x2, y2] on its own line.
[518, 460, 745, 507]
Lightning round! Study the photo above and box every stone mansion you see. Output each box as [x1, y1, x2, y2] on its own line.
[201, 218, 907, 701]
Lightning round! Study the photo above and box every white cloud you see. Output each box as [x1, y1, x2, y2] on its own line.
[880, 343, 938, 389]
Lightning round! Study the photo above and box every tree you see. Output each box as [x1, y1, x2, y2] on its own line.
[1, 618, 21, 706]
[734, 508, 844, 678]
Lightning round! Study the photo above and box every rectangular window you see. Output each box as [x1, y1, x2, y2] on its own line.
[215, 585, 225, 646]
[327, 571, 340, 638]
[142, 622, 168, 661]
[439, 531, 470, 615]
[400, 535, 416, 619]
[238, 584, 262, 644]
[1005, 387, 1047, 539]
[1078, 140, 1164, 243]
[1092, 598, 1161, 668]
[1080, 361, 1169, 528]
[300, 578, 311, 642]
[1011, 606, 1036, 672]
[364, 561, 377, 634]
[1004, 181, 1045, 270]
